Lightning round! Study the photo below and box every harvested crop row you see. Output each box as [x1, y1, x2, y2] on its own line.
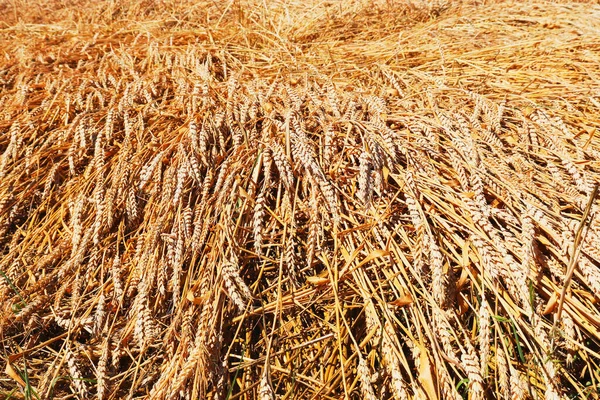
[1, 1, 600, 399]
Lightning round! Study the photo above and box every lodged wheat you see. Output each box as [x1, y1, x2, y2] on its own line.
[1, 1, 600, 399]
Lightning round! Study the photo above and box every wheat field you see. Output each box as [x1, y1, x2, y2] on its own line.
[1, 0, 600, 399]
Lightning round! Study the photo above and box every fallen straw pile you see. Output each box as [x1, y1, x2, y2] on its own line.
[1, 0, 600, 398]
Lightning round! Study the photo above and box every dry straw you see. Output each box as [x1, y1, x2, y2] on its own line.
[1, 0, 600, 398]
